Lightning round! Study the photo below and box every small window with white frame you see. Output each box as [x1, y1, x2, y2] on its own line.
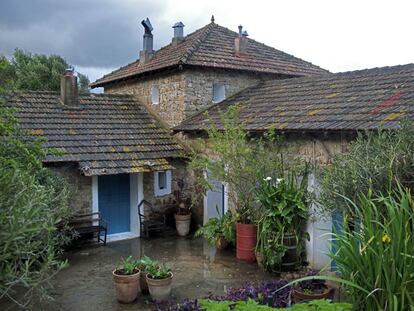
[151, 85, 159, 104]
[212, 83, 225, 103]
[154, 170, 171, 197]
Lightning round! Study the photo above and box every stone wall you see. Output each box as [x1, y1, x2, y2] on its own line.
[142, 158, 203, 227]
[105, 71, 187, 127]
[47, 163, 92, 215]
[105, 68, 265, 127]
[183, 68, 262, 120]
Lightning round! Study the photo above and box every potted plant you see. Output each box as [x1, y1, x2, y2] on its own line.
[195, 210, 235, 250]
[146, 261, 173, 301]
[173, 184, 192, 236]
[136, 255, 153, 295]
[112, 256, 141, 303]
[292, 269, 334, 303]
[255, 170, 309, 272]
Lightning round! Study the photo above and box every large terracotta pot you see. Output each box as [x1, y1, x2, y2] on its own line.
[140, 271, 149, 294]
[146, 272, 174, 301]
[175, 213, 191, 236]
[292, 286, 335, 303]
[236, 223, 257, 262]
[112, 269, 141, 303]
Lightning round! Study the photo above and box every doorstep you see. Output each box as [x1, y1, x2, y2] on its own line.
[106, 232, 140, 243]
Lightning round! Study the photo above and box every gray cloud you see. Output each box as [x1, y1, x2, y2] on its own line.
[0, 0, 175, 68]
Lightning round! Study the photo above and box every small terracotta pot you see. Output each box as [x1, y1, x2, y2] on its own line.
[292, 286, 334, 303]
[112, 269, 141, 303]
[146, 272, 174, 301]
[216, 236, 229, 250]
[140, 271, 149, 294]
[175, 213, 191, 236]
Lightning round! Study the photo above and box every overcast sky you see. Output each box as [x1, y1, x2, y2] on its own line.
[1, 0, 413, 88]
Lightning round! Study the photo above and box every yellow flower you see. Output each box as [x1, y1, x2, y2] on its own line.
[382, 233, 391, 244]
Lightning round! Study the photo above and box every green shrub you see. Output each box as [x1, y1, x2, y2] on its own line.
[0, 101, 72, 307]
[198, 299, 352, 310]
[195, 210, 235, 246]
[330, 186, 414, 310]
[320, 122, 414, 215]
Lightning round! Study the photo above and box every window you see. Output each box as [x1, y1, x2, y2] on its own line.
[154, 170, 171, 197]
[158, 171, 167, 189]
[151, 85, 159, 104]
[212, 83, 225, 103]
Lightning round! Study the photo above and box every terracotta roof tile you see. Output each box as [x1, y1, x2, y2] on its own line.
[91, 22, 327, 87]
[175, 64, 414, 132]
[5, 91, 183, 175]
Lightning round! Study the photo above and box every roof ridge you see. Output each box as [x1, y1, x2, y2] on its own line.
[179, 22, 216, 64]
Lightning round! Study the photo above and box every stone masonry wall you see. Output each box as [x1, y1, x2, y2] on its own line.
[105, 68, 264, 127]
[183, 68, 262, 120]
[105, 72, 187, 127]
[142, 158, 203, 227]
[47, 163, 92, 215]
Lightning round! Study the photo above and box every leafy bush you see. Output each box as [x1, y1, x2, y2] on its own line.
[320, 122, 414, 215]
[157, 299, 351, 310]
[256, 171, 310, 272]
[0, 101, 72, 307]
[206, 280, 291, 308]
[189, 106, 287, 224]
[328, 186, 414, 310]
[194, 211, 235, 246]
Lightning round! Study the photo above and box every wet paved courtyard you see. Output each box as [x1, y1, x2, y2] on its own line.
[42, 236, 274, 311]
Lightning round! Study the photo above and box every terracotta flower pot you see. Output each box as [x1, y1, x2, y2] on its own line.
[236, 223, 257, 262]
[292, 286, 335, 303]
[175, 213, 191, 236]
[112, 269, 141, 303]
[140, 271, 149, 294]
[216, 236, 229, 250]
[146, 272, 174, 301]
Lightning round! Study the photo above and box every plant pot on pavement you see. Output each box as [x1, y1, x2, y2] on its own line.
[112, 269, 141, 303]
[146, 272, 174, 301]
[292, 286, 335, 303]
[175, 213, 191, 236]
[140, 271, 149, 294]
[281, 233, 297, 272]
[216, 236, 229, 250]
[236, 223, 257, 262]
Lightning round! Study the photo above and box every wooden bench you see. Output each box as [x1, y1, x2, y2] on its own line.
[69, 212, 108, 246]
[138, 200, 167, 238]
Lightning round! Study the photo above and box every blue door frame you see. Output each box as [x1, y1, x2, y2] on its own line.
[98, 174, 131, 235]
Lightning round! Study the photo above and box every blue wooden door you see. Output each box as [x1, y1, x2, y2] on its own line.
[98, 174, 130, 234]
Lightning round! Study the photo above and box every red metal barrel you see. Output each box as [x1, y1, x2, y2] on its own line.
[236, 223, 257, 262]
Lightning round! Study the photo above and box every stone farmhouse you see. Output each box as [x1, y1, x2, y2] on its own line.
[6, 16, 414, 267]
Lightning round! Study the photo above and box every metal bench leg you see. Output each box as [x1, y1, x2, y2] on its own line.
[103, 229, 107, 246]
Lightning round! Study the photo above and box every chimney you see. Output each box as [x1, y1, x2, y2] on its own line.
[172, 22, 185, 44]
[140, 18, 154, 64]
[234, 25, 248, 56]
[60, 67, 78, 106]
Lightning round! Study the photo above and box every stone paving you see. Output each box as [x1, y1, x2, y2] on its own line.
[41, 236, 275, 311]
